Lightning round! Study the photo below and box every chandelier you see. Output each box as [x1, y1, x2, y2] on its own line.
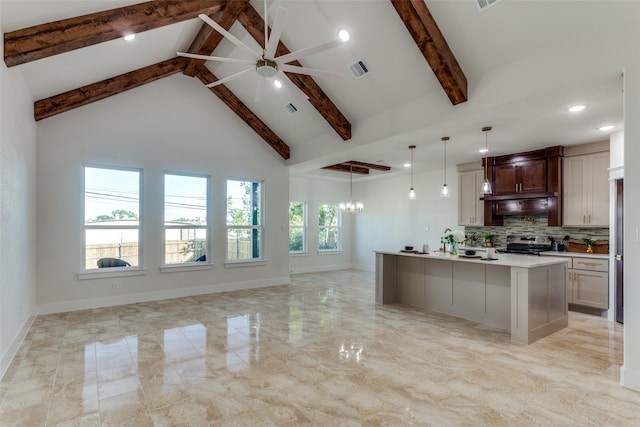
[339, 163, 363, 213]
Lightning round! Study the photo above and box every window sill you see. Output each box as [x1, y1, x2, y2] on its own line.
[289, 251, 309, 257]
[224, 259, 267, 268]
[318, 250, 343, 256]
[77, 268, 146, 280]
[160, 263, 213, 273]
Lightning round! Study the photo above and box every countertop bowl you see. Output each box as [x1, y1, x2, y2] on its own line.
[404, 246, 414, 251]
[464, 250, 476, 256]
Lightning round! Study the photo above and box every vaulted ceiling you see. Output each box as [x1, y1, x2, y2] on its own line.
[2, 0, 636, 179]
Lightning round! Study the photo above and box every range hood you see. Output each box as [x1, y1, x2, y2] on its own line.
[482, 146, 563, 226]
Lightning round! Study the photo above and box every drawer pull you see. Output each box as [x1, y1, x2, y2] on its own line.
[577, 262, 600, 267]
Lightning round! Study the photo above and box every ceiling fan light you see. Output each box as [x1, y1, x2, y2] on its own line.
[256, 58, 278, 77]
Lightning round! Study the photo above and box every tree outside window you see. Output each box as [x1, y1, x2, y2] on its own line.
[226, 179, 263, 261]
[289, 202, 306, 253]
[318, 203, 341, 251]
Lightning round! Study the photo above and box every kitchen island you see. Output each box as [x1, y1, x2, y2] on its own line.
[375, 251, 569, 344]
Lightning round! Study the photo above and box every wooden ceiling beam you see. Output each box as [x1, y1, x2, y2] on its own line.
[238, 5, 352, 141]
[346, 161, 391, 172]
[34, 57, 187, 121]
[183, 0, 249, 77]
[390, 0, 467, 105]
[194, 67, 290, 160]
[322, 164, 370, 175]
[4, 0, 226, 67]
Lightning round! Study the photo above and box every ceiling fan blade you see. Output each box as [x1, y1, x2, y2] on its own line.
[279, 64, 342, 80]
[197, 14, 260, 60]
[177, 52, 254, 64]
[277, 71, 309, 100]
[205, 67, 254, 88]
[255, 78, 265, 103]
[275, 39, 342, 65]
[264, 7, 288, 59]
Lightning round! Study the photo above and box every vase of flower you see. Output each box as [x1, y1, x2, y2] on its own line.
[448, 242, 459, 255]
[441, 230, 465, 255]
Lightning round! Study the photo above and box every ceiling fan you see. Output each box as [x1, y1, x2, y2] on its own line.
[178, 0, 347, 102]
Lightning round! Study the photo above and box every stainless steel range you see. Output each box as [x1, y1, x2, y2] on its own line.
[498, 235, 553, 256]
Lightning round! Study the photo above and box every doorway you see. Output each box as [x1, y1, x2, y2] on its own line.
[615, 179, 624, 324]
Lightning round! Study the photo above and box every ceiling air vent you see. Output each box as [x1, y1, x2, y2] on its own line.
[348, 59, 370, 79]
[475, 0, 502, 12]
[285, 102, 298, 115]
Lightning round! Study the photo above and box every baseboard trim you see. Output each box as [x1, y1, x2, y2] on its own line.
[353, 263, 375, 273]
[36, 276, 291, 315]
[0, 309, 36, 381]
[621, 365, 640, 392]
[289, 263, 353, 274]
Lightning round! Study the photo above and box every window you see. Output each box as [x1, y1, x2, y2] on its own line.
[318, 203, 341, 251]
[83, 165, 141, 270]
[226, 179, 263, 261]
[164, 173, 209, 265]
[289, 201, 306, 253]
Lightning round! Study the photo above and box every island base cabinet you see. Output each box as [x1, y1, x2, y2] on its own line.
[376, 253, 568, 344]
[510, 264, 568, 344]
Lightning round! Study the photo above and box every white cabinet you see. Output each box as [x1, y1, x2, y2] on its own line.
[458, 169, 485, 226]
[568, 257, 609, 309]
[563, 152, 610, 226]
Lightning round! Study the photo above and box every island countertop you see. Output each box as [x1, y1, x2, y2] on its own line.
[374, 250, 570, 269]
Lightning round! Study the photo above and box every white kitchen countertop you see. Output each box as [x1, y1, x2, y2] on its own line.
[374, 250, 570, 269]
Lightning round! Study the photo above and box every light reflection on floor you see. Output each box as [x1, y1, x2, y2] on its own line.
[1, 270, 638, 425]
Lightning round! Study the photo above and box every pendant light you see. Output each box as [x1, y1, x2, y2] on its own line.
[408, 145, 416, 200]
[440, 136, 450, 197]
[480, 126, 493, 195]
[339, 163, 364, 213]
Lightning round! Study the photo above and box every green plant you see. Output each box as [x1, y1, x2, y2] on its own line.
[582, 237, 593, 245]
[482, 233, 495, 247]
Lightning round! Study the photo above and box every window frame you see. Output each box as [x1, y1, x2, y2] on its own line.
[318, 202, 342, 253]
[289, 201, 307, 254]
[81, 164, 143, 272]
[162, 171, 211, 268]
[225, 178, 265, 264]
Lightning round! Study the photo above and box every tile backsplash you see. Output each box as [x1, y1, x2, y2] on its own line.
[464, 215, 609, 248]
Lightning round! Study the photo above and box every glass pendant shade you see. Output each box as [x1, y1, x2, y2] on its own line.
[408, 145, 416, 200]
[441, 183, 450, 197]
[480, 126, 493, 195]
[440, 137, 450, 197]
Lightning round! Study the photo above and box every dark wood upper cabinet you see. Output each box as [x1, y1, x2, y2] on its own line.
[483, 146, 563, 226]
[493, 159, 547, 195]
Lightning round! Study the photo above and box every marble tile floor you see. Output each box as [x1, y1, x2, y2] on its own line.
[1, 270, 638, 426]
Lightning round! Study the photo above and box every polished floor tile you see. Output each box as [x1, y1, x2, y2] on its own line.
[1, 270, 639, 426]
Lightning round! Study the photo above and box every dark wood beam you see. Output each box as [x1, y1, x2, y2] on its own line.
[183, 0, 249, 77]
[34, 57, 187, 121]
[194, 67, 290, 160]
[4, 0, 226, 67]
[238, 5, 352, 141]
[389, 0, 467, 105]
[346, 161, 391, 172]
[322, 164, 370, 175]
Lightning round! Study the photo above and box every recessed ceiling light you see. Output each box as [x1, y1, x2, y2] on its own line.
[124, 34, 136, 41]
[273, 79, 282, 89]
[479, 148, 489, 153]
[338, 30, 350, 42]
[403, 163, 411, 168]
[568, 104, 586, 113]
[599, 125, 614, 131]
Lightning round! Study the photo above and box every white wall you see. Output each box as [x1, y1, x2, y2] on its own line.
[35, 74, 290, 314]
[354, 169, 459, 271]
[621, 65, 640, 391]
[0, 21, 38, 377]
[289, 175, 353, 273]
